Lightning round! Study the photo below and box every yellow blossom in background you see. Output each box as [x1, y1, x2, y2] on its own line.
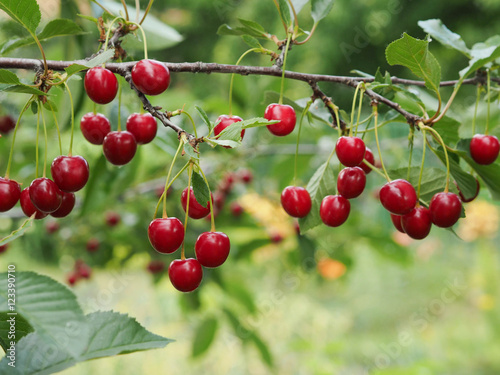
[458, 200, 499, 242]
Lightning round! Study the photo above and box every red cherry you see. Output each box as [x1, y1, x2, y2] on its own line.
[77, 263, 92, 279]
[230, 202, 244, 217]
[29, 178, 62, 213]
[45, 221, 60, 234]
[181, 187, 212, 219]
[0, 177, 21, 212]
[336, 136, 366, 167]
[264, 104, 296, 136]
[80, 113, 111, 145]
[239, 169, 253, 184]
[455, 178, 480, 203]
[0, 115, 16, 134]
[270, 233, 284, 243]
[67, 272, 80, 286]
[103, 131, 137, 165]
[390, 213, 405, 233]
[105, 211, 121, 227]
[320, 195, 350, 227]
[379, 179, 417, 215]
[147, 260, 165, 274]
[168, 258, 203, 292]
[360, 147, 375, 174]
[429, 192, 462, 228]
[51, 155, 89, 192]
[0, 243, 9, 254]
[86, 238, 100, 252]
[126, 113, 158, 145]
[280, 186, 312, 218]
[148, 217, 185, 254]
[195, 231, 231, 268]
[50, 191, 75, 218]
[20, 188, 47, 219]
[337, 167, 366, 199]
[131, 59, 170, 96]
[402, 207, 432, 240]
[470, 134, 499, 165]
[84, 67, 118, 104]
[214, 115, 245, 147]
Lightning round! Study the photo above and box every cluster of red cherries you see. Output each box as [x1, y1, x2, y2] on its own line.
[67, 259, 92, 286]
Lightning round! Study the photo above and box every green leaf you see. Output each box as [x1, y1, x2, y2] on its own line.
[292, 0, 310, 15]
[0, 0, 41, 34]
[276, 0, 292, 27]
[64, 48, 115, 76]
[299, 161, 337, 232]
[241, 35, 262, 49]
[195, 105, 213, 133]
[203, 137, 241, 149]
[311, 0, 335, 23]
[192, 317, 218, 358]
[216, 121, 244, 142]
[430, 113, 460, 146]
[418, 19, 470, 57]
[0, 312, 33, 351]
[224, 280, 257, 313]
[217, 24, 246, 36]
[237, 19, 268, 38]
[183, 143, 199, 160]
[0, 69, 20, 84]
[250, 333, 274, 367]
[1, 18, 85, 54]
[386, 33, 441, 95]
[459, 35, 500, 79]
[241, 117, 278, 129]
[191, 171, 210, 206]
[0, 215, 35, 246]
[1, 84, 46, 95]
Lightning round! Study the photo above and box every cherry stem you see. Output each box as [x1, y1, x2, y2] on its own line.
[35, 103, 40, 179]
[294, 23, 317, 45]
[153, 160, 189, 220]
[332, 104, 342, 138]
[373, 104, 391, 182]
[196, 162, 216, 232]
[432, 80, 462, 124]
[416, 129, 427, 200]
[350, 82, 363, 137]
[117, 81, 122, 131]
[486, 69, 491, 135]
[181, 111, 198, 139]
[41, 104, 49, 178]
[419, 122, 450, 192]
[30, 31, 48, 75]
[472, 84, 481, 136]
[93, 102, 97, 116]
[294, 100, 312, 185]
[286, 0, 299, 30]
[47, 101, 62, 155]
[354, 86, 364, 137]
[139, 0, 155, 25]
[279, 34, 292, 105]
[5, 97, 32, 178]
[228, 48, 260, 116]
[181, 163, 194, 260]
[63, 82, 75, 156]
[362, 159, 388, 180]
[120, 0, 129, 20]
[103, 17, 122, 64]
[129, 22, 148, 60]
[407, 126, 415, 181]
[161, 139, 184, 218]
[135, 0, 140, 23]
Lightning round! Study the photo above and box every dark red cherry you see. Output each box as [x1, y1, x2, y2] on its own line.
[131, 59, 170, 96]
[337, 167, 366, 199]
[105, 211, 121, 227]
[168, 258, 203, 293]
[51, 155, 89, 192]
[45, 221, 60, 234]
[84, 67, 118, 104]
[214, 115, 245, 147]
[86, 238, 100, 252]
[126, 113, 157, 145]
[429, 192, 462, 228]
[455, 178, 480, 203]
[239, 169, 253, 184]
[67, 272, 79, 286]
[390, 213, 405, 233]
[0, 243, 9, 254]
[147, 260, 165, 274]
[0, 177, 21, 212]
[0, 115, 16, 134]
[264, 104, 296, 136]
[195, 231, 231, 268]
[80, 113, 111, 145]
[103, 131, 137, 165]
[148, 217, 185, 254]
[230, 202, 244, 217]
[360, 147, 375, 174]
[50, 191, 75, 218]
[379, 179, 417, 215]
[335, 136, 366, 167]
[181, 187, 212, 219]
[470, 134, 500, 165]
[280, 186, 312, 218]
[270, 233, 284, 243]
[402, 207, 432, 240]
[320, 195, 350, 227]
[20, 188, 47, 219]
[29, 178, 62, 213]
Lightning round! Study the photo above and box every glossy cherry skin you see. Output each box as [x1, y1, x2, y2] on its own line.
[20, 188, 47, 219]
[0, 177, 21, 212]
[80, 113, 111, 145]
[429, 192, 462, 228]
[131, 59, 170, 96]
[148, 217, 185, 254]
[126, 113, 158, 145]
[320, 195, 350, 227]
[336, 136, 366, 167]
[195, 231, 231, 268]
[29, 178, 62, 213]
[50, 191, 75, 218]
[264, 104, 296, 136]
[103, 131, 137, 165]
[214, 115, 245, 147]
[84, 67, 118, 104]
[51, 155, 89, 192]
[402, 207, 432, 240]
[455, 178, 480, 203]
[470, 134, 499, 165]
[0, 115, 16, 134]
[168, 258, 203, 293]
[280, 186, 312, 218]
[390, 214, 405, 233]
[360, 147, 375, 174]
[181, 187, 212, 219]
[337, 167, 366, 199]
[379, 179, 417, 215]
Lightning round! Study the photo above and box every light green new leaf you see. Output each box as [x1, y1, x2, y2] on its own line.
[238, 19, 268, 38]
[241, 35, 262, 49]
[241, 117, 278, 129]
[0, 0, 41, 33]
[195, 105, 213, 133]
[192, 171, 211, 206]
[1, 84, 46, 95]
[217, 24, 246, 36]
[216, 121, 244, 143]
[204, 137, 241, 149]
[292, 0, 310, 15]
[459, 35, 500, 79]
[0, 69, 21, 84]
[192, 317, 218, 358]
[386, 33, 441, 95]
[183, 143, 199, 161]
[311, 0, 335, 23]
[276, 0, 292, 27]
[64, 48, 115, 76]
[418, 19, 470, 57]
[0, 215, 35, 246]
